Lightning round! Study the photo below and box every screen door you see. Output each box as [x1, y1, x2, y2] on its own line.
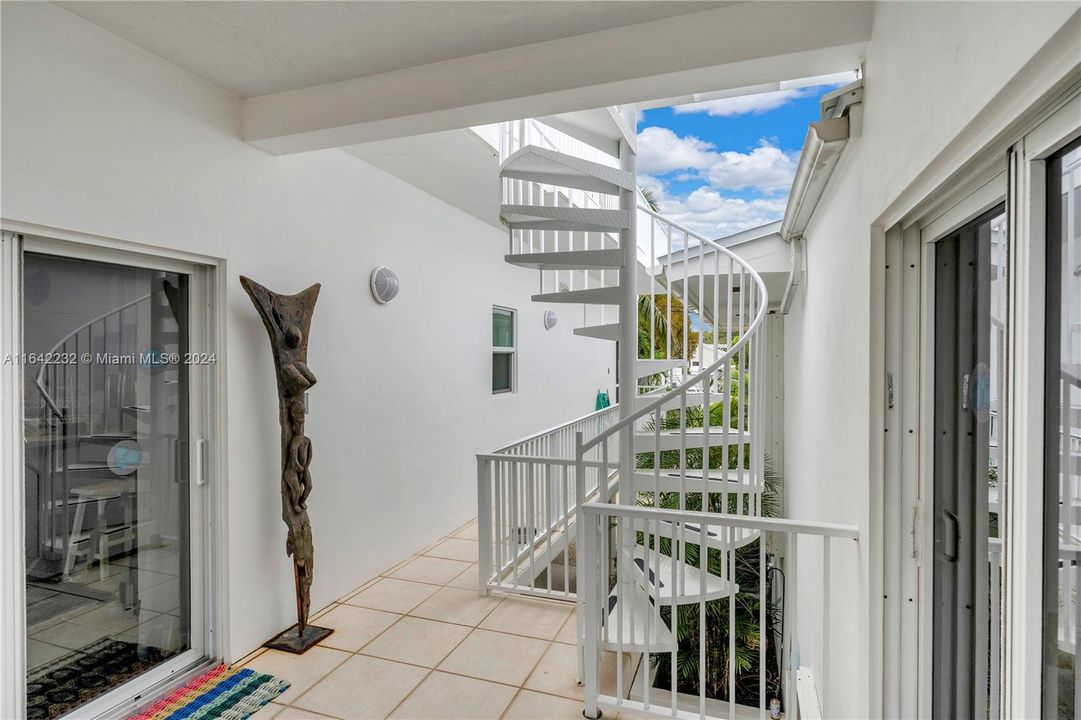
[932, 205, 1006, 718]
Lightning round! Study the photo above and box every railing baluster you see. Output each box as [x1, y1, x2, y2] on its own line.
[700, 505, 707, 719]
[582, 505, 600, 719]
[670, 517, 678, 716]
[562, 464, 570, 598]
[760, 528, 767, 719]
[822, 535, 831, 715]
[527, 463, 536, 592]
[728, 525, 736, 720]
[787, 530, 799, 717]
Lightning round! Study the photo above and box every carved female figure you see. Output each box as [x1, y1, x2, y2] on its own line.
[240, 275, 330, 652]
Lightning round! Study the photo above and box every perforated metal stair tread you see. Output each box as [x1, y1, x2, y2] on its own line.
[506, 249, 623, 271]
[574, 323, 620, 341]
[78, 433, 137, 443]
[633, 427, 753, 452]
[500, 145, 634, 195]
[635, 359, 685, 377]
[634, 390, 714, 413]
[531, 286, 622, 305]
[625, 545, 738, 604]
[653, 519, 761, 552]
[500, 204, 631, 232]
[602, 582, 675, 653]
[630, 469, 762, 494]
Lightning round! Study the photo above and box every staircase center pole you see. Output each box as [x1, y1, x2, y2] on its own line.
[617, 134, 637, 506]
[616, 133, 638, 681]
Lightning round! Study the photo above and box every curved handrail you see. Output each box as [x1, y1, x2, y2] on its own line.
[579, 205, 768, 454]
[33, 293, 151, 419]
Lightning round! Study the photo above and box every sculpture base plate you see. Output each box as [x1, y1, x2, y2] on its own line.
[264, 624, 333, 654]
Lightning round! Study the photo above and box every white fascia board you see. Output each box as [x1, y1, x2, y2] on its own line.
[780, 115, 850, 241]
[242, 2, 871, 155]
[637, 70, 859, 112]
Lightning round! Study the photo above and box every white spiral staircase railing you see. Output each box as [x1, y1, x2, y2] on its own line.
[478, 111, 857, 719]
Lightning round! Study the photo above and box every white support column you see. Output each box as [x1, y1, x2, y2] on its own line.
[615, 138, 638, 687]
[617, 137, 637, 505]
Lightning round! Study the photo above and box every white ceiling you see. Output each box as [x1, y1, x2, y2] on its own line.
[57, 1, 730, 98]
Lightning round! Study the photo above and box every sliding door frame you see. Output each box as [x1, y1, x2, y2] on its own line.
[1005, 93, 1081, 719]
[1, 231, 27, 720]
[0, 224, 228, 720]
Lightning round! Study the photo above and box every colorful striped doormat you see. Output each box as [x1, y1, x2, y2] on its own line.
[129, 665, 290, 720]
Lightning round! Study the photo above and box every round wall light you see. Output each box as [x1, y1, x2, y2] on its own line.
[370, 266, 400, 304]
[544, 309, 558, 330]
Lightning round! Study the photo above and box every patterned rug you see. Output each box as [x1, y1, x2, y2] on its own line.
[27, 638, 171, 720]
[129, 665, 290, 720]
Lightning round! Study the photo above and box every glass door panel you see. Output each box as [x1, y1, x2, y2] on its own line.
[22, 252, 192, 719]
[1045, 141, 1081, 719]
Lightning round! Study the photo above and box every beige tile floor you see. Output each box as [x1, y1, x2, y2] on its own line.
[239, 519, 630, 720]
[26, 544, 183, 670]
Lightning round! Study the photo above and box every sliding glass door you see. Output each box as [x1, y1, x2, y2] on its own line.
[20, 247, 209, 719]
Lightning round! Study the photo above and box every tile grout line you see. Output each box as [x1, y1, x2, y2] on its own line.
[243, 526, 586, 718]
[498, 637, 558, 720]
[273, 647, 352, 713]
[280, 529, 492, 716]
[380, 569, 510, 719]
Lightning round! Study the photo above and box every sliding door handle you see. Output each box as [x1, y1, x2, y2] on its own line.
[194, 437, 207, 487]
[942, 510, 960, 562]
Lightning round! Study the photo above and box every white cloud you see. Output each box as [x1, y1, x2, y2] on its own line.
[638, 125, 798, 193]
[638, 173, 668, 198]
[636, 126, 718, 175]
[635, 124, 798, 238]
[654, 185, 786, 239]
[672, 88, 812, 117]
[705, 142, 797, 192]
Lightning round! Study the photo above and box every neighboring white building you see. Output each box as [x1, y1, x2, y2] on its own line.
[1, 3, 1079, 719]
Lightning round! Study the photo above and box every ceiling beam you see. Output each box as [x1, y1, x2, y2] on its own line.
[243, 1, 872, 155]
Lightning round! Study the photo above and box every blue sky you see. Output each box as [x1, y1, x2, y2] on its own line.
[637, 79, 850, 239]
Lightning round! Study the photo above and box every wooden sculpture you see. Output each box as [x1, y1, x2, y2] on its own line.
[240, 275, 332, 653]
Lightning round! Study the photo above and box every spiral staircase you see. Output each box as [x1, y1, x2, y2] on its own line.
[27, 277, 183, 584]
[479, 107, 776, 718]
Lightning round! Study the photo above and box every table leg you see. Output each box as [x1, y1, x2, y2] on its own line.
[97, 497, 108, 581]
[63, 500, 87, 578]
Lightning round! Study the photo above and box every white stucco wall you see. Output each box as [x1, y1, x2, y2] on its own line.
[784, 2, 1077, 716]
[1, 2, 614, 661]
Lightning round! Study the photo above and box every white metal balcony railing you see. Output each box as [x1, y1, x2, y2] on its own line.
[578, 503, 858, 719]
[476, 405, 619, 598]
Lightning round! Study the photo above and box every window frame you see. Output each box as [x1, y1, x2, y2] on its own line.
[492, 305, 517, 395]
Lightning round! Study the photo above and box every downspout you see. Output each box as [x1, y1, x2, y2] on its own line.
[779, 235, 804, 314]
[778, 78, 863, 314]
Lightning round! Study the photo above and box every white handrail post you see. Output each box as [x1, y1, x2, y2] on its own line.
[477, 457, 492, 596]
[617, 135, 637, 449]
[575, 431, 587, 685]
[822, 535, 831, 715]
[581, 505, 601, 719]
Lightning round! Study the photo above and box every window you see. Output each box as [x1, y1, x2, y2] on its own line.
[492, 306, 515, 394]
